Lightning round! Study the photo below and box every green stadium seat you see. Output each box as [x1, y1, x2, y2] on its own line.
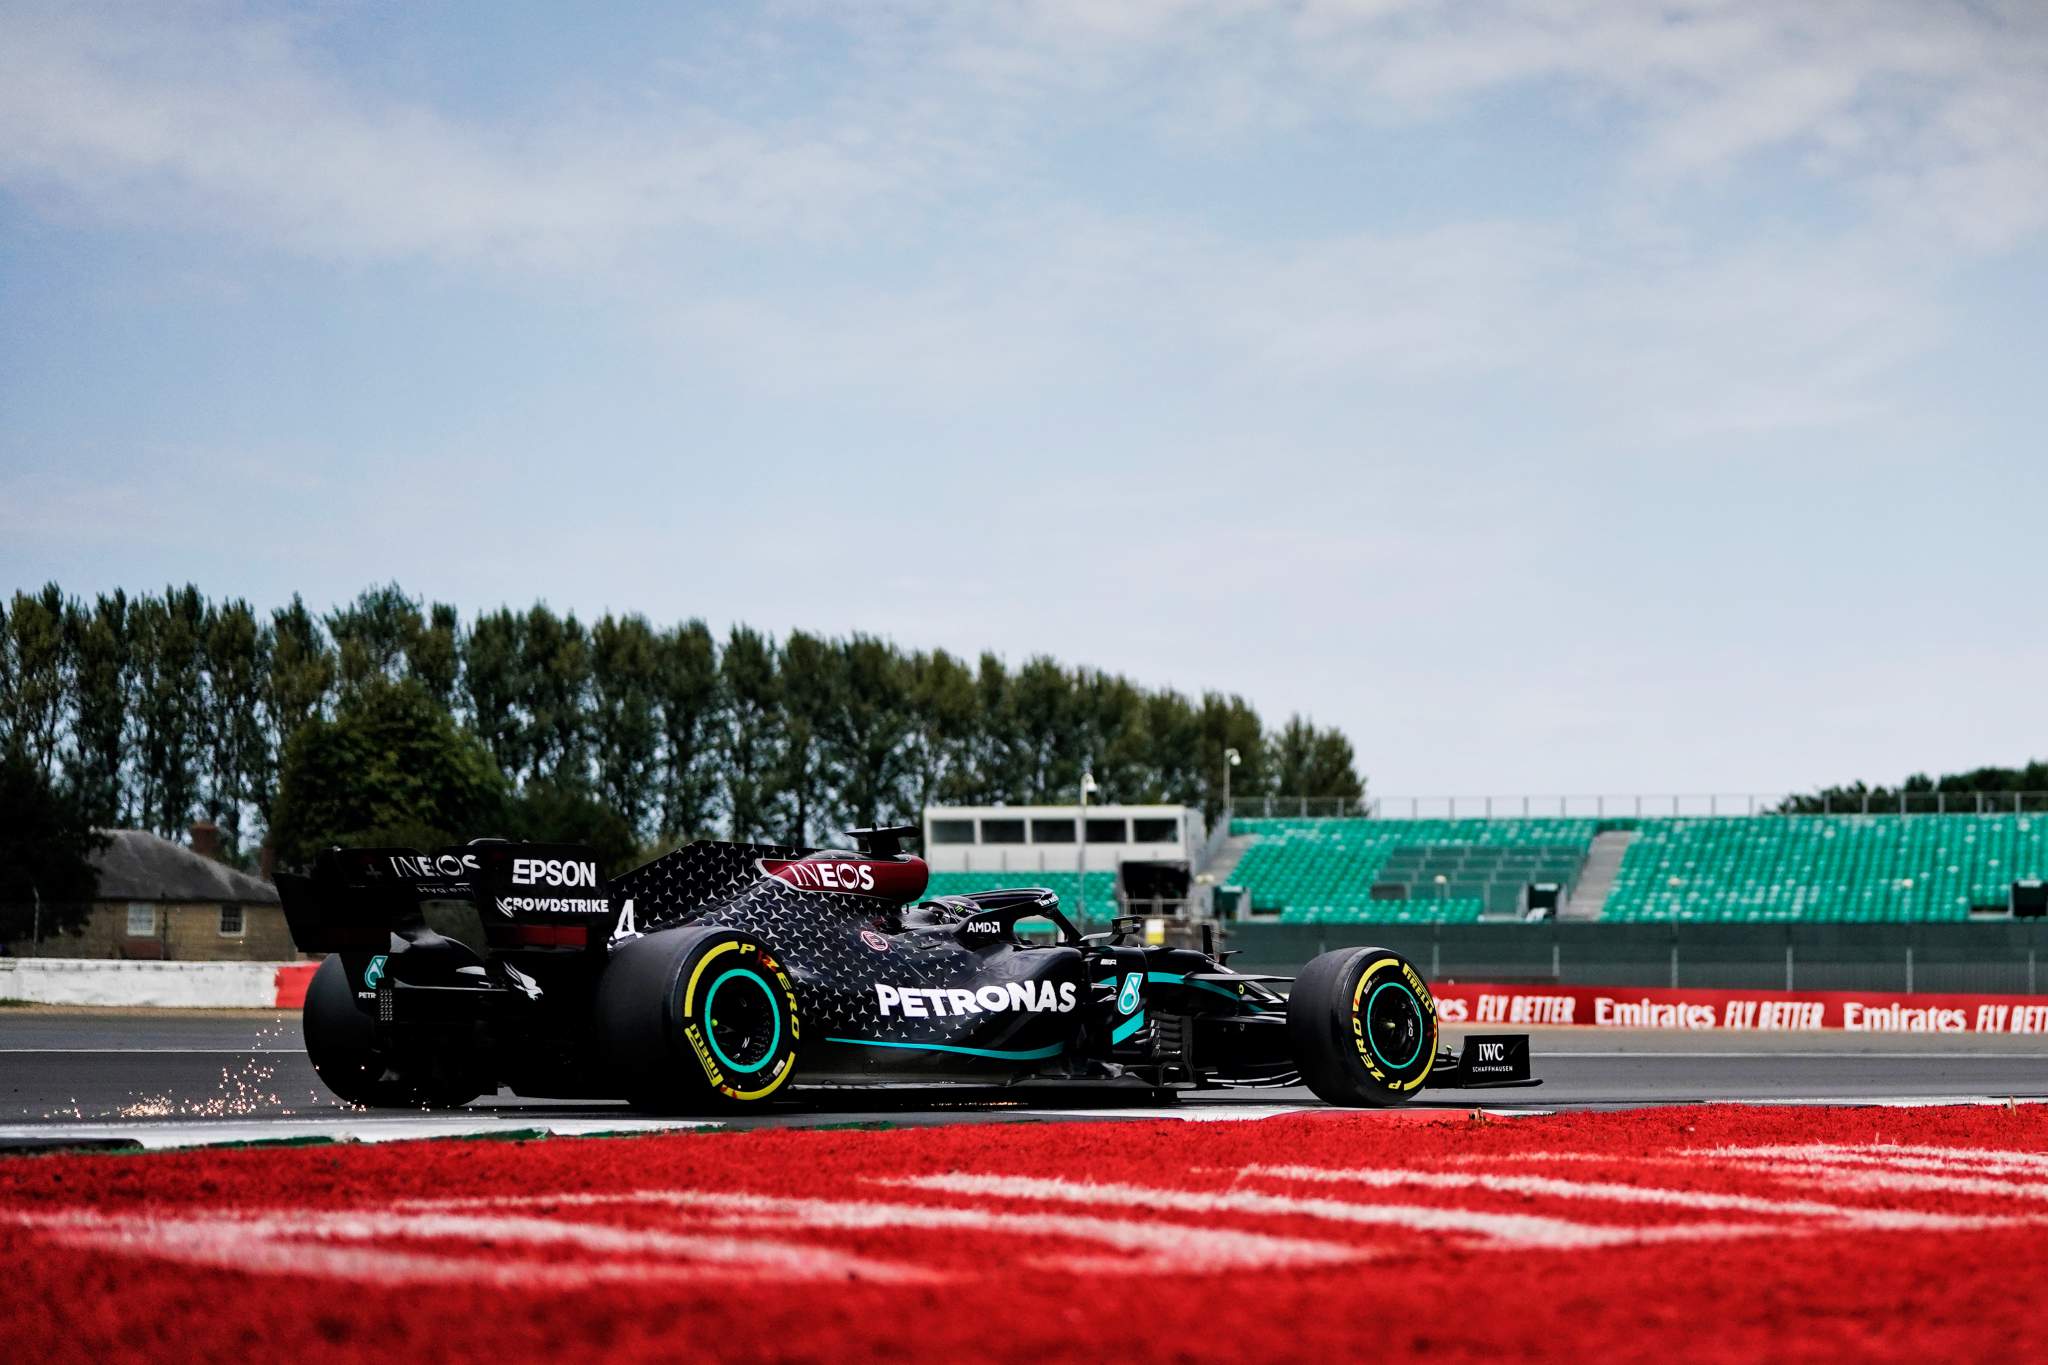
[1228, 814, 2048, 924]
[1230, 818, 1600, 924]
[1596, 815, 2048, 922]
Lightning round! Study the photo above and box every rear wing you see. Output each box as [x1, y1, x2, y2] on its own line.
[277, 841, 621, 953]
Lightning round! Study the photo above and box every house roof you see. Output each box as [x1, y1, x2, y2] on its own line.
[90, 830, 281, 904]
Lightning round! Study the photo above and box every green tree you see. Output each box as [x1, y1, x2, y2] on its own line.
[262, 595, 333, 823]
[829, 635, 915, 831]
[1198, 692, 1268, 822]
[522, 604, 592, 789]
[1074, 669, 1151, 801]
[268, 677, 506, 868]
[0, 753, 108, 944]
[1781, 762, 2048, 814]
[1143, 688, 1203, 808]
[904, 647, 976, 811]
[266, 594, 332, 736]
[502, 777, 641, 877]
[463, 607, 529, 780]
[409, 601, 462, 709]
[779, 629, 840, 844]
[961, 652, 1018, 803]
[1012, 656, 1082, 802]
[1, 584, 71, 779]
[201, 599, 272, 857]
[65, 591, 132, 827]
[129, 586, 207, 836]
[1268, 714, 1364, 803]
[719, 625, 786, 842]
[326, 583, 423, 697]
[654, 619, 720, 841]
[590, 612, 662, 839]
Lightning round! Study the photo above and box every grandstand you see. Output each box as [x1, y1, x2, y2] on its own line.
[1227, 814, 2048, 924]
[1228, 818, 1598, 923]
[1604, 815, 2048, 923]
[922, 870, 1118, 914]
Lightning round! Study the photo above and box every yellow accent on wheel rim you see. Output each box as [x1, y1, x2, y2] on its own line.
[682, 939, 795, 1102]
[1352, 956, 1436, 1092]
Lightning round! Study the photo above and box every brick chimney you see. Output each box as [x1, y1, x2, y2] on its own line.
[258, 840, 277, 881]
[189, 820, 222, 861]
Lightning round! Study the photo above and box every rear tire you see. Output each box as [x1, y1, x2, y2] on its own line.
[593, 928, 802, 1113]
[1285, 946, 1437, 1107]
[302, 955, 487, 1109]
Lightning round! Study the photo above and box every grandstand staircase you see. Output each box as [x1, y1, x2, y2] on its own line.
[1564, 830, 1635, 920]
[1200, 831, 1256, 890]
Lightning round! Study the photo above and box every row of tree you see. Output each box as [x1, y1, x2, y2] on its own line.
[0, 583, 1364, 867]
[1780, 764, 2048, 814]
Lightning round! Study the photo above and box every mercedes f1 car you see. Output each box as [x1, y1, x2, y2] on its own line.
[276, 827, 1535, 1111]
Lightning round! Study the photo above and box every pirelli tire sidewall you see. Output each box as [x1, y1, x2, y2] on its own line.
[1286, 946, 1437, 1107]
[595, 927, 801, 1112]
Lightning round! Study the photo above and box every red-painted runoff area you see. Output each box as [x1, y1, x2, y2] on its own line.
[5, 1105, 2047, 1361]
[1432, 981, 2048, 1032]
[273, 962, 316, 1008]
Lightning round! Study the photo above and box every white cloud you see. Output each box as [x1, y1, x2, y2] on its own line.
[869, 0, 2048, 247]
[9, 2, 2043, 268]
[638, 203, 1932, 447]
[0, 4, 934, 269]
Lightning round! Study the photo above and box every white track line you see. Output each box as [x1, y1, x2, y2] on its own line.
[1237, 1164, 2014, 1231]
[886, 1172, 1780, 1250]
[1691, 1161, 2048, 1202]
[1455, 1146, 2048, 1206]
[394, 1189, 1362, 1271]
[10, 1206, 933, 1285]
[1698, 1143, 2048, 1171]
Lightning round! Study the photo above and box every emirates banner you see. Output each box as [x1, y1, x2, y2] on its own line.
[1431, 982, 2048, 1033]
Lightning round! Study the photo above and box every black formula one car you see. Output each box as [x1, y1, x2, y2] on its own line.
[277, 827, 1534, 1111]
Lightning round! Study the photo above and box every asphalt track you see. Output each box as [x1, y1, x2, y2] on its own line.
[4, 1006, 2047, 1149]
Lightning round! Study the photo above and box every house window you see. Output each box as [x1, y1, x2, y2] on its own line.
[1030, 818, 1076, 843]
[981, 819, 1026, 844]
[126, 904, 157, 937]
[930, 820, 976, 845]
[218, 905, 245, 937]
[1085, 818, 1129, 843]
[1132, 818, 1178, 843]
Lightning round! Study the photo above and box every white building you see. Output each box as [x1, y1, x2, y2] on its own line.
[920, 804, 1205, 874]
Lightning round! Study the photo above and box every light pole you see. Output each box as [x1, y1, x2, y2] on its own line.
[1223, 747, 1241, 823]
[1077, 770, 1099, 923]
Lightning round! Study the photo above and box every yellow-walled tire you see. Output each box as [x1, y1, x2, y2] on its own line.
[594, 928, 801, 1113]
[1285, 947, 1437, 1106]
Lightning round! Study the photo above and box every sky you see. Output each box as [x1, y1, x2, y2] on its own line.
[3, 0, 2046, 803]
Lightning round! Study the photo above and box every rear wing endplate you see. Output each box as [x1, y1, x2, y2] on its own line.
[276, 842, 620, 953]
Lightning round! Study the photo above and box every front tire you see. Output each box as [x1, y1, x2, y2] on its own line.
[302, 955, 486, 1109]
[1285, 946, 1437, 1106]
[593, 928, 802, 1113]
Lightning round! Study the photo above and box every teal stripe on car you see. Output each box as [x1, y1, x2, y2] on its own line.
[1111, 1011, 1147, 1045]
[1099, 970, 1268, 1012]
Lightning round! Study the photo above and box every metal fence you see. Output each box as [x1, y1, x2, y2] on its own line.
[1239, 793, 2048, 820]
[1222, 920, 2048, 995]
